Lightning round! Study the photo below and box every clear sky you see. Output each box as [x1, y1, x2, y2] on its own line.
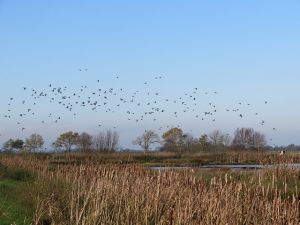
[1, 1, 300, 149]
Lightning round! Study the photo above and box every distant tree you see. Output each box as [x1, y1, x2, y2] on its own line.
[105, 130, 119, 152]
[25, 133, 44, 152]
[232, 128, 254, 149]
[252, 131, 266, 151]
[274, 144, 300, 151]
[199, 134, 209, 151]
[182, 133, 197, 151]
[2, 139, 25, 152]
[53, 131, 79, 152]
[77, 132, 93, 152]
[2, 139, 14, 152]
[209, 130, 224, 151]
[11, 139, 24, 151]
[222, 133, 232, 147]
[162, 127, 184, 151]
[94, 133, 105, 151]
[94, 130, 119, 152]
[133, 130, 160, 153]
[232, 128, 266, 150]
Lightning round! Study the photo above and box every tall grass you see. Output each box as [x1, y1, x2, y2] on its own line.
[1, 155, 300, 224]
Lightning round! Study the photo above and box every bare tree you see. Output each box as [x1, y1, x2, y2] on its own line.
[252, 131, 266, 150]
[182, 133, 197, 151]
[133, 130, 160, 153]
[94, 130, 119, 152]
[94, 132, 105, 151]
[78, 132, 93, 152]
[232, 128, 266, 150]
[222, 133, 232, 147]
[105, 130, 119, 152]
[209, 130, 224, 151]
[232, 128, 254, 149]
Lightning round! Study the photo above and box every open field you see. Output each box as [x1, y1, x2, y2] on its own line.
[1, 152, 300, 224]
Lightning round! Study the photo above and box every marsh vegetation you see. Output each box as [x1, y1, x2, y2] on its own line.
[1, 152, 300, 224]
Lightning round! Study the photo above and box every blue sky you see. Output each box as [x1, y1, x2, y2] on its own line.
[1, 1, 300, 149]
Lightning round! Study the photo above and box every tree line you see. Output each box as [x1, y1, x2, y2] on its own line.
[138, 127, 267, 153]
[0, 127, 267, 153]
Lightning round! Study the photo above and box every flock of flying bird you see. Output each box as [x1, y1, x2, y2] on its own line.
[2, 72, 277, 142]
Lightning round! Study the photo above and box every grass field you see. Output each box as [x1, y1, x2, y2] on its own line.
[1, 151, 300, 224]
[0, 165, 34, 225]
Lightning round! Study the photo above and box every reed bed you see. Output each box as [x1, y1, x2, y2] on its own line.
[31, 150, 300, 166]
[1, 155, 300, 225]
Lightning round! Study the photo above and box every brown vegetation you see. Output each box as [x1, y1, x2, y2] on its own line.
[1, 154, 300, 224]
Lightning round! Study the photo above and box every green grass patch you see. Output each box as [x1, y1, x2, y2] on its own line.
[0, 180, 34, 225]
[0, 165, 34, 225]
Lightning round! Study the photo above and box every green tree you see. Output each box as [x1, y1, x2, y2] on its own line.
[11, 139, 24, 151]
[25, 133, 44, 152]
[162, 127, 184, 151]
[199, 134, 209, 151]
[1, 139, 24, 152]
[2, 139, 14, 152]
[53, 131, 79, 152]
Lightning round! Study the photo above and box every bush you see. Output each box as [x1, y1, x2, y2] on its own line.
[0, 165, 33, 181]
